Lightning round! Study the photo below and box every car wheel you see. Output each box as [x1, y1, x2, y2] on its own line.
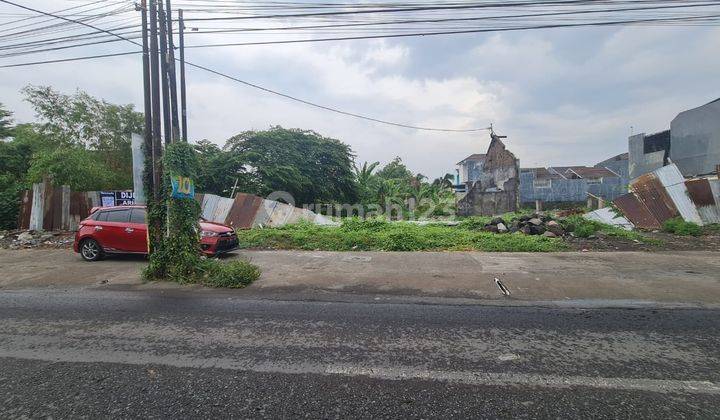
[80, 239, 104, 262]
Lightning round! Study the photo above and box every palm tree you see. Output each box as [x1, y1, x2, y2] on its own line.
[354, 161, 380, 187]
[432, 173, 456, 191]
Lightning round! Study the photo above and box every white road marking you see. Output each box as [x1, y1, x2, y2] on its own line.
[0, 348, 718, 395]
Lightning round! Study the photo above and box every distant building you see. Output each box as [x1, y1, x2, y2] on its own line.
[457, 153, 486, 184]
[670, 98, 720, 177]
[519, 156, 629, 204]
[629, 130, 670, 180]
[628, 97, 720, 179]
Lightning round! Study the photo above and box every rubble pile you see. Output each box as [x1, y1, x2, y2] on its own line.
[0, 230, 75, 250]
[482, 213, 566, 237]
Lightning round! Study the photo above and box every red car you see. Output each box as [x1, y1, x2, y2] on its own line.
[73, 205, 239, 261]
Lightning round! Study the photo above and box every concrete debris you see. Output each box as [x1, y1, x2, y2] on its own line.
[1, 230, 75, 250]
[482, 212, 565, 236]
[584, 208, 634, 231]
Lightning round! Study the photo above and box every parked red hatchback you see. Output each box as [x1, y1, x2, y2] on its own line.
[73, 205, 239, 261]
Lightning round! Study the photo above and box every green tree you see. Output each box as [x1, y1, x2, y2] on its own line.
[224, 126, 358, 204]
[0, 124, 44, 229]
[0, 103, 14, 139]
[22, 85, 142, 184]
[193, 139, 258, 196]
[376, 156, 413, 182]
[26, 147, 115, 191]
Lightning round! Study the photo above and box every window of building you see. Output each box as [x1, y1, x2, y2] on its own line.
[533, 179, 552, 189]
[586, 178, 602, 185]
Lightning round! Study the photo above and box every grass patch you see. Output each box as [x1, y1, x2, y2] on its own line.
[560, 214, 661, 245]
[237, 219, 565, 252]
[199, 259, 261, 288]
[662, 217, 702, 236]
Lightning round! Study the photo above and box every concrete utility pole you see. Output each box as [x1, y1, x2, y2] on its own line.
[178, 9, 188, 141]
[138, 0, 153, 198]
[165, 0, 181, 142]
[148, 0, 162, 199]
[157, 0, 172, 145]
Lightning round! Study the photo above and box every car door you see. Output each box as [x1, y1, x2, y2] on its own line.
[95, 209, 132, 252]
[127, 208, 149, 253]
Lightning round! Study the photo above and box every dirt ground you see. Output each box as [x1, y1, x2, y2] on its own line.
[564, 230, 720, 252]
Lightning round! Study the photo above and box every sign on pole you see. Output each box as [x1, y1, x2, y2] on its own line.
[171, 175, 195, 199]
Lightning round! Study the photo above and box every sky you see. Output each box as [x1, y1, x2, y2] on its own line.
[1, 1, 719, 179]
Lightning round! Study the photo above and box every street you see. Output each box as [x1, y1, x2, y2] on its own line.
[0, 288, 718, 418]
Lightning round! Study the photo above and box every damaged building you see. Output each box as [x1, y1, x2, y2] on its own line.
[456, 132, 520, 216]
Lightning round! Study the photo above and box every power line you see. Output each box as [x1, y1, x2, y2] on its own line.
[183, 13, 720, 49]
[0, 0, 489, 132]
[184, 60, 489, 132]
[0, 50, 140, 68]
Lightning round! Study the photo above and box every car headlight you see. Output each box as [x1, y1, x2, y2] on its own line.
[201, 230, 218, 238]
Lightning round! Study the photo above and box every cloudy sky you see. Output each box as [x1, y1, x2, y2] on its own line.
[1, 1, 719, 178]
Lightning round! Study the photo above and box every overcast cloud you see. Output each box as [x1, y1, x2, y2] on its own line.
[1, 1, 719, 178]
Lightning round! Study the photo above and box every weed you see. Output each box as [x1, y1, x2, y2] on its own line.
[663, 217, 702, 236]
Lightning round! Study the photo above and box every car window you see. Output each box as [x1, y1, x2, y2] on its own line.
[130, 208, 147, 224]
[105, 209, 130, 223]
[96, 211, 109, 222]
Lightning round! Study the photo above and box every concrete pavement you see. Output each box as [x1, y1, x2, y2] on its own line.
[1, 248, 719, 305]
[0, 288, 718, 417]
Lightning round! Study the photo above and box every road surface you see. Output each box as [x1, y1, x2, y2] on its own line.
[0, 288, 718, 418]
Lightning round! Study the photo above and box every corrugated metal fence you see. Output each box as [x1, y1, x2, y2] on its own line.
[613, 164, 719, 229]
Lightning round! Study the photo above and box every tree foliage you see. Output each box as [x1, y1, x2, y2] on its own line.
[22, 85, 142, 186]
[0, 103, 14, 139]
[223, 126, 358, 204]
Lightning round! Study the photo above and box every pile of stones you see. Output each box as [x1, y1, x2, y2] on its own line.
[0, 230, 74, 249]
[483, 213, 566, 238]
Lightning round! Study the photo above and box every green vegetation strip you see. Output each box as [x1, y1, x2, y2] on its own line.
[237, 219, 566, 252]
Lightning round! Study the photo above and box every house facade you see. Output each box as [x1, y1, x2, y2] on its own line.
[519, 162, 628, 204]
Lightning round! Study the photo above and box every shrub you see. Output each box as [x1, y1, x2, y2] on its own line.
[200, 259, 261, 288]
[663, 217, 701, 236]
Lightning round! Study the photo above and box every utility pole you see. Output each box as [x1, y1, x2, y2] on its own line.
[178, 8, 188, 141]
[165, 0, 180, 142]
[148, 0, 162, 198]
[138, 0, 153, 199]
[157, 0, 172, 145]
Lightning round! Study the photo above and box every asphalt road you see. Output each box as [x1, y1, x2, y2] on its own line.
[0, 288, 719, 418]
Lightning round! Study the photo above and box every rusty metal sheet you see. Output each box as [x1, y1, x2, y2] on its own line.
[225, 193, 263, 229]
[685, 179, 716, 207]
[655, 165, 703, 225]
[613, 193, 661, 229]
[686, 178, 720, 224]
[18, 190, 33, 229]
[42, 185, 63, 231]
[17, 190, 33, 229]
[69, 192, 93, 231]
[630, 173, 678, 224]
